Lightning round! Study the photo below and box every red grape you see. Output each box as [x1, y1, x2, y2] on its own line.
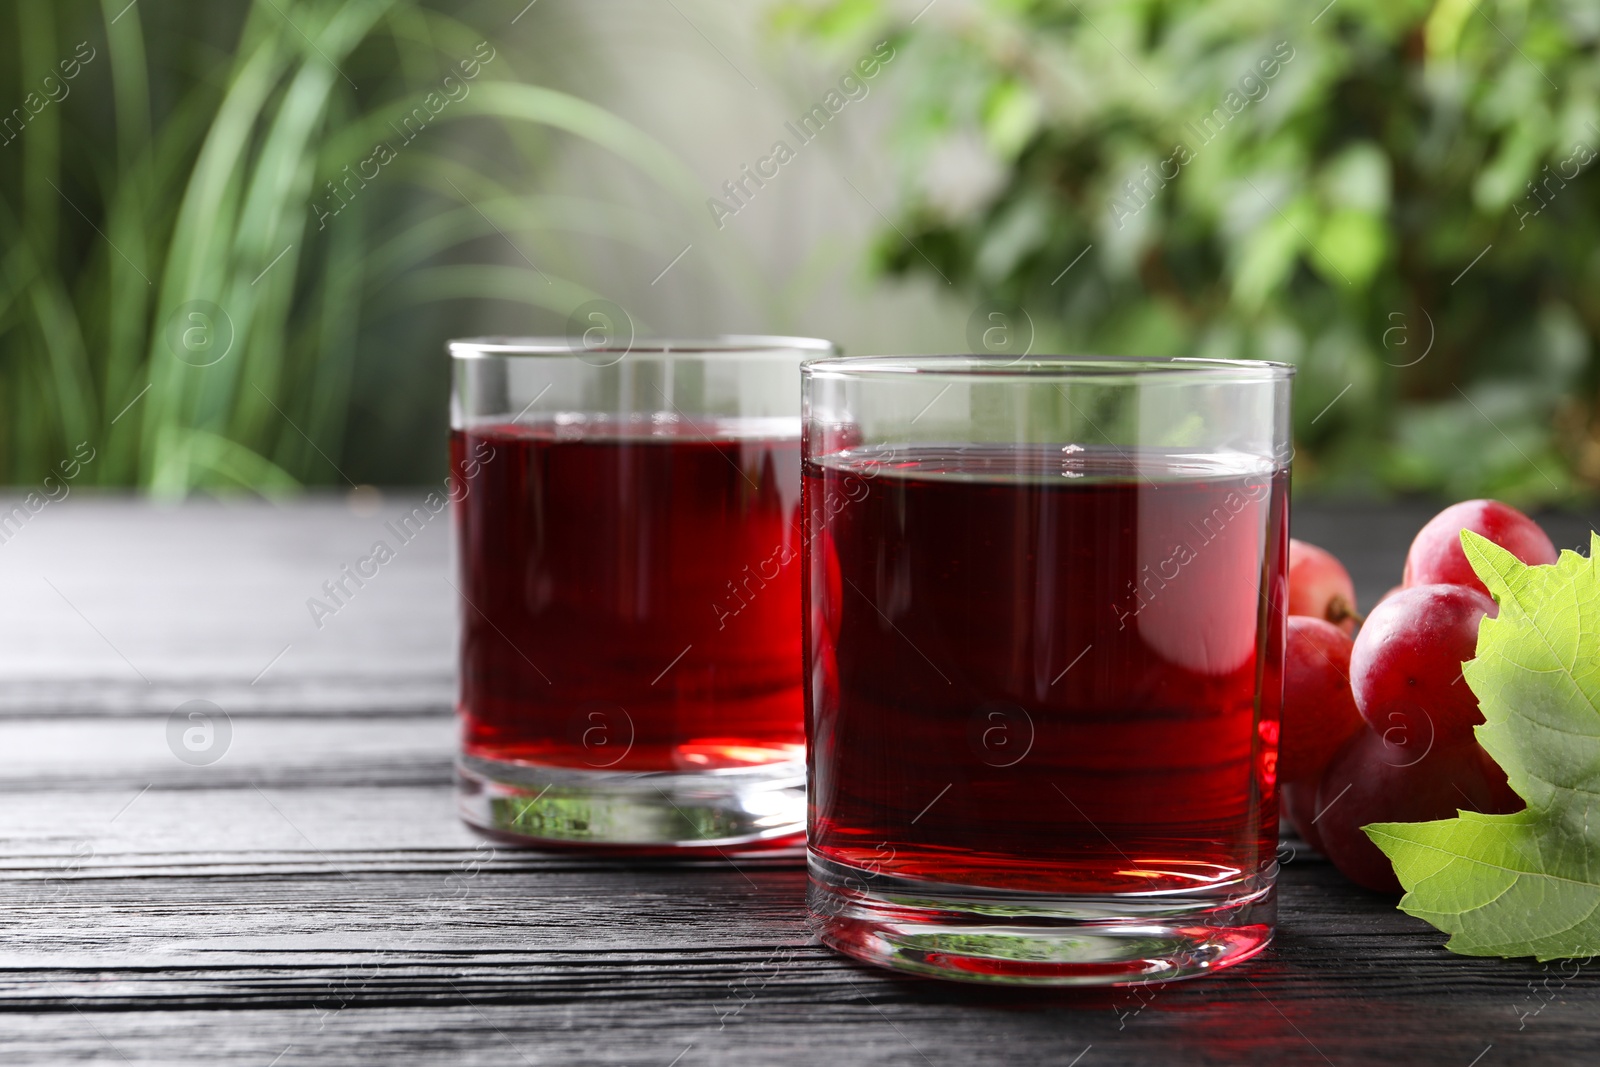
[1350, 584, 1495, 750]
[1403, 499, 1557, 597]
[1288, 539, 1358, 634]
[1314, 728, 1511, 893]
[1280, 616, 1365, 785]
[1281, 778, 1325, 854]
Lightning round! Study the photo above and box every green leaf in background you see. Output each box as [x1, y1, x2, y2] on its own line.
[1367, 531, 1600, 960]
[0, 1, 694, 493]
[779, 0, 1600, 503]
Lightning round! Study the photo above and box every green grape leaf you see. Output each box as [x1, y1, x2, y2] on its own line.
[1365, 530, 1600, 959]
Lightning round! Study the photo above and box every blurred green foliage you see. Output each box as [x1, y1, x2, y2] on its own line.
[780, 0, 1600, 502]
[0, 0, 693, 492]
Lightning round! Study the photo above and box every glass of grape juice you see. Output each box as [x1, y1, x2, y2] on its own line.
[802, 355, 1294, 985]
[450, 336, 835, 851]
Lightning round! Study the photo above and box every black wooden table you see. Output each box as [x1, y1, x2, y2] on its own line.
[4, 497, 1598, 1065]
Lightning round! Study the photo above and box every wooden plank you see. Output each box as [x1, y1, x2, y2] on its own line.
[0, 851, 1566, 973]
[0, 764, 1588, 1009]
[0, 713, 457, 796]
[1, 500, 1596, 1065]
[2, 739, 1589, 1019]
[0, 715, 453, 792]
[1, 854, 1596, 1061]
[0, 496, 453, 716]
[0, 1005, 1590, 1067]
[0, 866, 810, 963]
[0, 917, 1595, 1066]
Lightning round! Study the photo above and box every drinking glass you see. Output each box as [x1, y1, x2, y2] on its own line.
[450, 335, 835, 851]
[802, 355, 1293, 984]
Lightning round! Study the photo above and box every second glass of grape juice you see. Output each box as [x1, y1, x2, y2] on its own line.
[803, 355, 1293, 985]
[450, 336, 833, 851]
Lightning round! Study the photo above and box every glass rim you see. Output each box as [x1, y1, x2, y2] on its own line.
[801, 354, 1295, 383]
[448, 335, 839, 360]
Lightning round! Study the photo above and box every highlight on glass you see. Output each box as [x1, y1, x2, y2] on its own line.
[801, 355, 1294, 985]
[450, 335, 836, 852]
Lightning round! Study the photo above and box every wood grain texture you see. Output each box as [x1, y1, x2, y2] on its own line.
[4, 850, 1599, 1065]
[1, 498, 1597, 1066]
[0, 495, 453, 716]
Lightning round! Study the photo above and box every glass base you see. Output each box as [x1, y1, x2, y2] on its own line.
[458, 755, 805, 852]
[807, 852, 1274, 987]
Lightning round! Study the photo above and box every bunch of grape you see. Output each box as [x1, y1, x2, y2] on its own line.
[1278, 501, 1559, 892]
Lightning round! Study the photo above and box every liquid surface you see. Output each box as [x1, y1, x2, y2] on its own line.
[453, 417, 804, 771]
[804, 443, 1287, 894]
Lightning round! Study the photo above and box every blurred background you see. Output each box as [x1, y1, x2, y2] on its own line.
[2, 0, 1597, 502]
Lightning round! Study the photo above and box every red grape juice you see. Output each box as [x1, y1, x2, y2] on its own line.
[452, 417, 804, 773]
[805, 444, 1287, 897]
